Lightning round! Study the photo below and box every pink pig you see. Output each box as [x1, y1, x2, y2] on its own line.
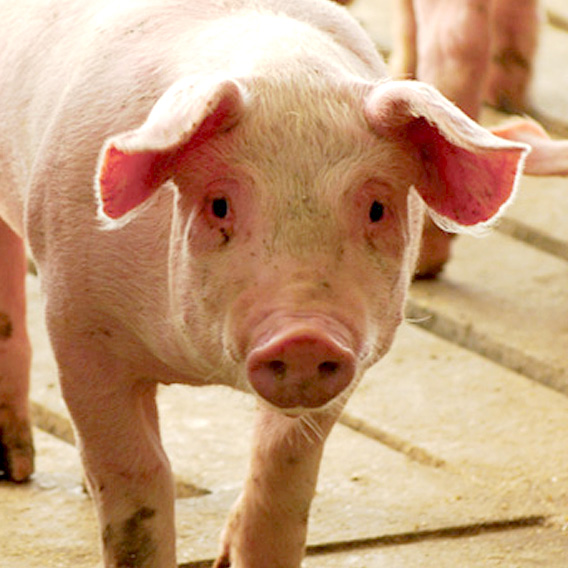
[0, 0, 531, 566]
[392, 0, 539, 119]
[391, 0, 547, 276]
[392, 0, 568, 276]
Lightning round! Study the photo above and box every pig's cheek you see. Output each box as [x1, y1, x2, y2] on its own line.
[170, 261, 240, 375]
[359, 205, 408, 290]
[176, 175, 248, 254]
[172, 228, 256, 362]
[165, 224, 227, 358]
[171, 198, 252, 325]
[363, 197, 407, 255]
[354, 204, 412, 360]
[351, 181, 409, 261]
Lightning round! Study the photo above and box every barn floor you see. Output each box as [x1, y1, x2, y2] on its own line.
[2, 0, 568, 566]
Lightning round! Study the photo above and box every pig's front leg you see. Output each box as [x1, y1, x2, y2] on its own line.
[215, 408, 339, 568]
[0, 218, 33, 482]
[55, 343, 176, 568]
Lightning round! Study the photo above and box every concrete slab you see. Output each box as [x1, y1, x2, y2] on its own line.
[0, 429, 98, 568]
[498, 175, 568, 261]
[547, 0, 568, 21]
[303, 523, 568, 568]
[348, 0, 393, 55]
[535, 1, 568, 127]
[346, 322, 568, 506]
[408, 231, 568, 394]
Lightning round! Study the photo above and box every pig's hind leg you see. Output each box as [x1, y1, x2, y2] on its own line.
[215, 408, 339, 568]
[0, 218, 33, 482]
[486, 0, 538, 113]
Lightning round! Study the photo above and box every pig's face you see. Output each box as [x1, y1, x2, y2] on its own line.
[97, 74, 527, 412]
[167, 79, 423, 410]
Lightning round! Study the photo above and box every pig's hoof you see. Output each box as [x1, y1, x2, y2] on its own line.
[213, 526, 234, 568]
[0, 413, 34, 482]
[414, 255, 448, 280]
[212, 553, 231, 568]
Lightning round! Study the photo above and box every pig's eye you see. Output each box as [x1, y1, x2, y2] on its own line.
[369, 201, 384, 223]
[211, 198, 229, 219]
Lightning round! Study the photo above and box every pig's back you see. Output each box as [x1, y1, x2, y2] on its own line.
[0, 0, 382, 234]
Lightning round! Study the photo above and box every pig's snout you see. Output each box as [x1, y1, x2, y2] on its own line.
[247, 328, 356, 410]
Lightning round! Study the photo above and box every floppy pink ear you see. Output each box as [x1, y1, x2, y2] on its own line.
[364, 80, 530, 231]
[97, 77, 244, 221]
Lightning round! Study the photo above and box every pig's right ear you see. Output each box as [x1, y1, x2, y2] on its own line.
[364, 80, 530, 233]
[96, 77, 245, 224]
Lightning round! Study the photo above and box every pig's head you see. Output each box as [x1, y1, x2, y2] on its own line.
[96, 73, 528, 413]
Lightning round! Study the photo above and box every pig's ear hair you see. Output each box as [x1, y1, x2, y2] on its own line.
[96, 77, 245, 225]
[364, 80, 530, 234]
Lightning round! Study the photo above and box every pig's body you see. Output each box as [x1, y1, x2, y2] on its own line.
[0, 1, 529, 566]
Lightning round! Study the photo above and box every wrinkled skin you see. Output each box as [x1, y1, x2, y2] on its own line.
[392, 0, 539, 277]
[0, 1, 532, 566]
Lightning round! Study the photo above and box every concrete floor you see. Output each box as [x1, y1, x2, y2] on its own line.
[2, 0, 568, 566]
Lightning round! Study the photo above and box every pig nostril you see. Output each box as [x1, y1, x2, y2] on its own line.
[266, 360, 341, 381]
[247, 331, 357, 409]
[268, 360, 287, 379]
[318, 361, 339, 377]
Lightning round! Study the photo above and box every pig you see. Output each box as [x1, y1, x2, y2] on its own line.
[0, 0, 532, 566]
[391, 0, 539, 118]
[391, 0, 540, 277]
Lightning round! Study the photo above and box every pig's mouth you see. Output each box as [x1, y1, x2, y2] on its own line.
[243, 316, 360, 411]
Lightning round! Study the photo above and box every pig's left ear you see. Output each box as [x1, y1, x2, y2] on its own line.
[96, 76, 245, 223]
[364, 80, 530, 232]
